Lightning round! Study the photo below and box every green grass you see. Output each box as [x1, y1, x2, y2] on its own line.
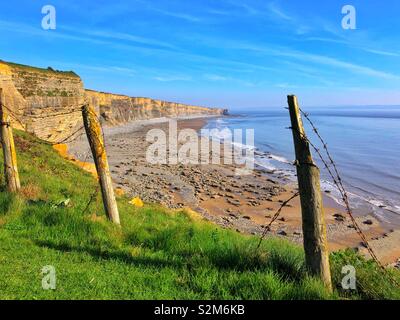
[0, 130, 399, 300]
[1, 60, 79, 78]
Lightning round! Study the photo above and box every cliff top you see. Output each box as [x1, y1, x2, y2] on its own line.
[85, 88, 225, 110]
[0, 60, 80, 78]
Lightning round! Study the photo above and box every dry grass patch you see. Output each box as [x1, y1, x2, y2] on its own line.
[19, 182, 41, 200]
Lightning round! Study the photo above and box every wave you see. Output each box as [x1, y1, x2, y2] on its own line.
[203, 127, 232, 140]
[268, 154, 292, 164]
[253, 151, 296, 176]
[202, 116, 400, 221]
[215, 118, 228, 125]
[319, 180, 400, 220]
[231, 141, 255, 151]
[255, 152, 400, 218]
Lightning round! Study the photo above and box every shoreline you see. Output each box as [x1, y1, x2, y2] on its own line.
[102, 114, 222, 136]
[61, 116, 400, 265]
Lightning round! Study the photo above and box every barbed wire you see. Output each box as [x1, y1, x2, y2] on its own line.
[45, 126, 85, 145]
[0, 103, 87, 146]
[3, 103, 87, 145]
[0, 103, 27, 129]
[1, 103, 84, 121]
[28, 108, 83, 119]
[299, 108, 396, 215]
[290, 109, 382, 267]
[0, 103, 108, 151]
[289, 125, 382, 264]
[257, 191, 299, 248]
[82, 184, 100, 216]
[0, 104, 82, 118]
[290, 107, 399, 287]
[1, 101, 114, 227]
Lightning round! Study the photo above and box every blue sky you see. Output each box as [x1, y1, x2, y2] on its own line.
[1, 0, 400, 109]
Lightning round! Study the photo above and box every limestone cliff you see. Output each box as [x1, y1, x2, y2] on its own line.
[85, 89, 226, 126]
[0, 61, 85, 142]
[0, 60, 227, 143]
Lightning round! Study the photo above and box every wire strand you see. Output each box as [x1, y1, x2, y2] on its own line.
[292, 107, 399, 286]
[257, 192, 299, 248]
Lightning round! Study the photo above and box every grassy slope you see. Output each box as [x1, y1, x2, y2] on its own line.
[0, 131, 399, 300]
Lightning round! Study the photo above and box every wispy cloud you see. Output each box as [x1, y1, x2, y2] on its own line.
[364, 49, 400, 57]
[267, 2, 293, 21]
[191, 35, 400, 81]
[265, 2, 311, 35]
[61, 0, 205, 24]
[279, 50, 400, 81]
[204, 74, 228, 81]
[212, 0, 296, 21]
[0, 19, 179, 56]
[309, 21, 400, 58]
[153, 75, 192, 82]
[0, 20, 112, 46]
[152, 8, 202, 22]
[3, 0, 399, 105]
[0, 20, 265, 78]
[303, 36, 400, 58]
[60, 26, 178, 50]
[202, 73, 258, 87]
[207, 9, 232, 16]
[221, 1, 261, 15]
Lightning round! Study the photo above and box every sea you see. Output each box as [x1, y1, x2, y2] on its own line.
[203, 105, 400, 226]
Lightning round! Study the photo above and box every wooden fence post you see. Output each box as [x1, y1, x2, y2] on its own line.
[287, 95, 332, 292]
[82, 104, 120, 225]
[0, 88, 21, 192]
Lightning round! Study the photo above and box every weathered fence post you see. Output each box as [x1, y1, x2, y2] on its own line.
[287, 95, 332, 291]
[82, 104, 120, 225]
[0, 88, 21, 192]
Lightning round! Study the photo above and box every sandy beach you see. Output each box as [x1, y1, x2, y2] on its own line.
[64, 116, 400, 266]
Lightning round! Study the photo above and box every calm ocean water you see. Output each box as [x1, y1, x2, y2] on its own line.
[204, 106, 400, 225]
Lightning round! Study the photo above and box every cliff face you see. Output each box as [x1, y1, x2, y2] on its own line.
[0, 60, 226, 143]
[0, 61, 85, 142]
[85, 90, 226, 126]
